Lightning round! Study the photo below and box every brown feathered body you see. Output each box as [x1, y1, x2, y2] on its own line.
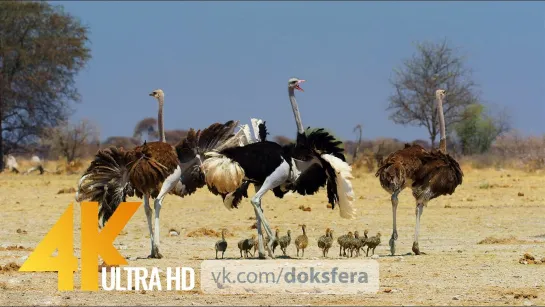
[376, 144, 463, 203]
[411, 149, 463, 203]
[76, 121, 244, 225]
[126, 142, 179, 199]
[375, 144, 429, 194]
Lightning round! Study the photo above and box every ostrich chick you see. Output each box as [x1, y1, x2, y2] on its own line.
[294, 224, 308, 257]
[278, 230, 292, 256]
[215, 229, 228, 259]
[365, 232, 381, 257]
[238, 234, 256, 258]
[348, 231, 363, 257]
[318, 228, 334, 257]
[359, 229, 369, 255]
[338, 231, 354, 257]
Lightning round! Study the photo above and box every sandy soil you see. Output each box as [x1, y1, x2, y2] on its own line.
[0, 167, 544, 306]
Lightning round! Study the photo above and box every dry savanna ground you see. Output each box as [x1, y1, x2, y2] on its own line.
[0, 163, 544, 306]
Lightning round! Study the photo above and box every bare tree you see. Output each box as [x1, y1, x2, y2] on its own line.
[0, 1, 91, 171]
[42, 120, 99, 162]
[387, 39, 479, 147]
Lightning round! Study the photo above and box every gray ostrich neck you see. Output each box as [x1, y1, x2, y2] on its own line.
[437, 96, 447, 153]
[289, 88, 305, 134]
[158, 96, 166, 143]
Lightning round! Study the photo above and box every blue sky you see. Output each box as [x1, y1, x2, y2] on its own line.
[58, 1, 545, 142]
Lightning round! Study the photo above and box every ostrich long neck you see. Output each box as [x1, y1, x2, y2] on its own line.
[157, 96, 166, 143]
[289, 87, 305, 135]
[437, 95, 447, 153]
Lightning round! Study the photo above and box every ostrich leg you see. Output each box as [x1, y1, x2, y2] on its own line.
[253, 184, 267, 259]
[143, 194, 155, 257]
[150, 166, 182, 259]
[250, 161, 291, 259]
[389, 190, 400, 256]
[412, 202, 426, 255]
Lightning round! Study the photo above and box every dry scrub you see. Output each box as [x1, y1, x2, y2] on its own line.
[186, 227, 235, 238]
[0, 262, 20, 273]
[478, 236, 540, 245]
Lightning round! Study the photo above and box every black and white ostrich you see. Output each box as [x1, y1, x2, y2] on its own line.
[201, 78, 356, 258]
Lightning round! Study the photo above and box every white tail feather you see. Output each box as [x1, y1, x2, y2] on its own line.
[239, 124, 252, 145]
[223, 191, 235, 211]
[321, 154, 356, 219]
[202, 153, 245, 194]
[215, 124, 251, 152]
[250, 118, 264, 142]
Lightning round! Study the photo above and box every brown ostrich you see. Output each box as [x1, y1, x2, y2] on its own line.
[375, 89, 463, 255]
[76, 89, 248, 259]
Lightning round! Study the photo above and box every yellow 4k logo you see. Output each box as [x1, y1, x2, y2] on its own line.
[19, 202, 140, 291]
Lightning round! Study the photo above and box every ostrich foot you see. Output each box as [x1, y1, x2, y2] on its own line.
[412, 242, 426, 255]
[389, 237, 396, 256]
[148, 246, 163, 259]
[266, 242, 275, 259]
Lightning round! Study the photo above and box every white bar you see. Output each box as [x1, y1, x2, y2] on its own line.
[200, 260, 379, 294]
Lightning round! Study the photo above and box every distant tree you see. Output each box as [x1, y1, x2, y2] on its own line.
[387, 39, 479, 148]
[102, 136, 140, 149]
[454, 104, 511, 155]
[164, 129, 188, 145]
[0, 1, 91, 172]
[274, 135, 292, 145]
[41, 120, 99, 162]
[133, 117, 158, 142]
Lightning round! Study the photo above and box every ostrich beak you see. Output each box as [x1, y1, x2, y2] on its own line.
[295, 80, 306, 92]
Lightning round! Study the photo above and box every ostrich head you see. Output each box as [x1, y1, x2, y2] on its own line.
[288, 77, 305, 92]
[435, 89, 446, 100]
[149, 89, 165, 101]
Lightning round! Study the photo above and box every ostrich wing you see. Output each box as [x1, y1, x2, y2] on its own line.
[412, 151, 463, 199]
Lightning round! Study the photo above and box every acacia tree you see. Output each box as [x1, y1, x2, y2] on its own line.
[387, 40, 479, 147]
[0, 1, 91, 171]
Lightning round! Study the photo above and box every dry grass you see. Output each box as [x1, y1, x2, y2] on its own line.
[0, 245, 33, 251]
